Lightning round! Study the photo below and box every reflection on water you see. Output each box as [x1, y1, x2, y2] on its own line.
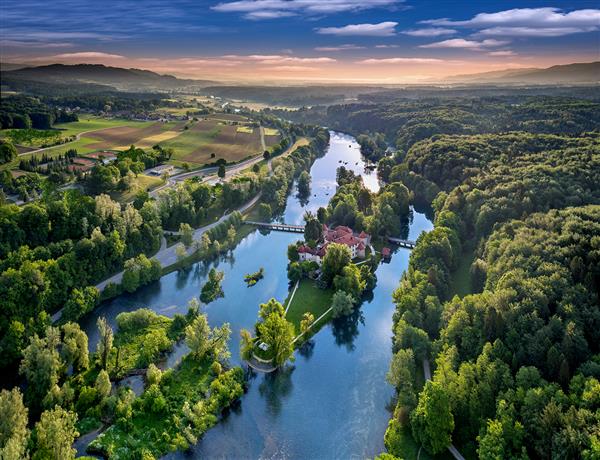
[80, 132, 433, 459]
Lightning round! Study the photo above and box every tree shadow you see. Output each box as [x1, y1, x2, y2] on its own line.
[330, 306, 365, 352]
[257, 364, 295, 418]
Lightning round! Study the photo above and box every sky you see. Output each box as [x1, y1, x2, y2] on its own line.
[1, 0, 599, 83]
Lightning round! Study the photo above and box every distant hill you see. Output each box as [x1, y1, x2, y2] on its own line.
[1, 63, 216, 91]
[448, 62, 600, 84]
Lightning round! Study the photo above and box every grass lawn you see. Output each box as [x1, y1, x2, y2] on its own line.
[284, 279, 334, 332]
[53, 116, 153, 137]
[109, 174, 164, 203]
[263, 128, 279, 136]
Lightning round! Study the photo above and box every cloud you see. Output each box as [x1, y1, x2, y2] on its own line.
[402, 28, 456, 37]
[221, 54, 336, 64]
[0, 39, 75, 49]
[487, 50, 517, 56]
[316, 22, 398, 36]
[419, 38, 508, 50]
[476, 26, 599, 37]
[423, 7, 600, 37]
[315, 44, 365, 51]
[358, 57, 449, 64]
[212, 0, 403, 20]
[32, 51, 126, 61]
[374, 44, 399, 48]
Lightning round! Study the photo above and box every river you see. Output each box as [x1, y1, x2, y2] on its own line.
[79, 131, 433, 459]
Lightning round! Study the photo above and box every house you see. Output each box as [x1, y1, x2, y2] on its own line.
[297, 244, 326, 264]
[322, 224, 369, 259]
[149, 164, 175, 176]
[381, 247, 391, 260]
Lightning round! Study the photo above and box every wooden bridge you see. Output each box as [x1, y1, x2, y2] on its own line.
[246, 221, 305, 233]
[387, 237, 416, 249]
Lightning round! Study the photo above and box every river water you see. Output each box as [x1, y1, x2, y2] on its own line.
[80, 132, 432, 459]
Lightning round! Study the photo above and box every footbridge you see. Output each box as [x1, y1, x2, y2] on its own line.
[387, 237, 416, 249]
[246, 221, 305, 233]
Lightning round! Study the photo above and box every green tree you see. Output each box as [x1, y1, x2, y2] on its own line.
[0, 141, 17, 164]
[62, 287, 99, 322]
[257, 307, 295, 367]
[300, 312, 315, 334]
[179, 222, 193, 248]
[96, 317, 113, 371]
[218, 164, 226, 179]
[19, 327, 63, 407]
[0, 388, 29, 460]
[258, 203, 272, 220]
[333, 264, 366, 300]
[411, 381, 455, 455]
[146, 363, 162, 386]
[95, 369, 111, 400]
[33, 406, 78, 460]
[331, 291, 355, 318]
[321, 243, 351, 285]
[61, 322, 89, 372]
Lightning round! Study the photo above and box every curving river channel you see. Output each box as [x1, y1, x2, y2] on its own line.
[79, 132, 433, 459]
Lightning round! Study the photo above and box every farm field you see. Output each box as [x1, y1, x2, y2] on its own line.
[159, 118, 265, 166]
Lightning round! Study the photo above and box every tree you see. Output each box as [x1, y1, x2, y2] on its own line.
[304, 217, 322, 243]
[179, 222, 193, 248]
[0, 388, 29, 460]
[95, 370, 112, 400]
[331, 291, 355, 318]
[258, 311, 295, 367]
[258, 203, 272, 220]
[175, 243, 187, 262]
[199, 233, 211, 254]
[333, 264, 365, 300]
[218, 164, 226, 179]
[0, 141, 17, 165]
[61, 322, 89, 372]
[287, 243, 299, 262]
[185, 313, 231, 361]
[20, 328, 63, 407]
[411, 381, 455, 455]
[321, 243, 351, 285]
[258, 298, 285, 321]
[62, 287, 99, 322]
[263, 150, 270, 160]
[185, 314, 211, 359]
[240, 328, 254, 361]
[300, 312, 315, 334]
[33, 406, 78, 460]
[96, 317, 113, 371]
[146, 363, 162, 385]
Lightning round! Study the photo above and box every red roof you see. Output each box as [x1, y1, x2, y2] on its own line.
[382, 247, 391, 256]
[358, 231, 369, 238]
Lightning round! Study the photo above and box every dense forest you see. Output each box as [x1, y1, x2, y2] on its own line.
[354, 96, 600, 459]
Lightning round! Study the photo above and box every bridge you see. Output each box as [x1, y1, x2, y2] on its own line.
[387, 237, 416, 249]
[245, 221, 305, 233]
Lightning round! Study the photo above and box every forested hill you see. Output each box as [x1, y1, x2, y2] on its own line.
[1, 63, 215, 91]
[320, 95, 600, 458]
[447, 61, 600, 84]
